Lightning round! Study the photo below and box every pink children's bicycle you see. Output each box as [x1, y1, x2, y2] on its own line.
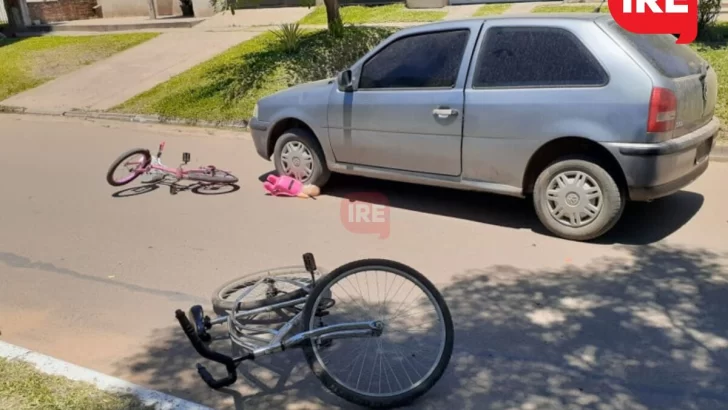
[106, 141, 238, 190]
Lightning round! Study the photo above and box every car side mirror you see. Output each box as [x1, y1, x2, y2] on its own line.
[337, 70, 354, 92]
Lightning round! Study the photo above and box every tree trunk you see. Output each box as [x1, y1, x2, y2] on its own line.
[147, 0, 157, 19]
[323, 0, 342, 32]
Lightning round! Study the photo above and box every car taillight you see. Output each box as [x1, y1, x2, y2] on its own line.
[647, 87, 677, 133]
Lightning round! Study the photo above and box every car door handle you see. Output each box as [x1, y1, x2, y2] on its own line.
[433, 108, 458, 118]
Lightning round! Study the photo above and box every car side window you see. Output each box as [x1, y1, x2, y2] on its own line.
[358, 29, 470, 90]
[473, 26, 608, 88]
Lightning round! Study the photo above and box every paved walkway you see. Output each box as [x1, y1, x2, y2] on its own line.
[502, 1, 555, 13]
[0, 31, 257, 113]
[194, 7, 312, 29]
[443, 4, 483, 20]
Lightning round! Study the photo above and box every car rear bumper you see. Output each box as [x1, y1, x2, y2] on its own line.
[249, 117, 271, 160]
[627, 158, 709, 201]
[604, 117, 719, 201]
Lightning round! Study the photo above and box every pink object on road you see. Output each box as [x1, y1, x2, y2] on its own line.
[263, 175, 304, 197]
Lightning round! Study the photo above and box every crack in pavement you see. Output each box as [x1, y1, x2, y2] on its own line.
[0, 251, 206, 304]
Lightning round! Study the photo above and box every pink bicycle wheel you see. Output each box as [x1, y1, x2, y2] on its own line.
[185, 167, 238, 184]
[106, 148, 152, 187]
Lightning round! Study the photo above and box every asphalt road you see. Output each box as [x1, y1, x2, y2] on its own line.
[1, 114, 727, 410]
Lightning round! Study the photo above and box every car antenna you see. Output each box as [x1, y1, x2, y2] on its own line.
[593, 0, 606, 12]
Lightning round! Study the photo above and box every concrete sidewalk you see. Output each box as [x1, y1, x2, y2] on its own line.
[31, 16, 206, 33]
[194, 7, 312, 29]
[0, 31, 257, 113]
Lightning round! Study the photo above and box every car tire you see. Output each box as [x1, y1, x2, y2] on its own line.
[273, 128, 331, 187]
[533, 157, 624, 241]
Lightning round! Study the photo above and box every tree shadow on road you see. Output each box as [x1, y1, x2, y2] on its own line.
[114, 243, 728, 409]
[320, 174, 704, 246]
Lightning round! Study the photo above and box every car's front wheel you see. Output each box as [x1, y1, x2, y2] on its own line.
[273, 128, 331, 187]
[533, 157, 624, 241]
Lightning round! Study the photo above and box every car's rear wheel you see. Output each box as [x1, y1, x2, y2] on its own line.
[533, 157, 624, 241]
[273, 128, 331, 187]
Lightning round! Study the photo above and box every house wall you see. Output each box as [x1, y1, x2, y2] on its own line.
[189, 0, 214, 16]
[0, 0, 9, 25]
[96, 0, 182, 17]
[27, 0, 97, 23]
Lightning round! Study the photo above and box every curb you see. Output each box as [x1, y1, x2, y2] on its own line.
[2, 105, 727, 161]
[0, 340, 214, 410]
[21, 19, 205, 33]
[712, 143, 728, 163]
[0, 105, 249, 131]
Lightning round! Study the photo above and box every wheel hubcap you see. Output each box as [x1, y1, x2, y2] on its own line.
[280, 141, 314, 182]
[546, 170, 603, 228]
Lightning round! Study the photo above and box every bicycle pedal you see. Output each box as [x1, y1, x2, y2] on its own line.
[302, 253, 317, 273]
[182, 152, 191, 164]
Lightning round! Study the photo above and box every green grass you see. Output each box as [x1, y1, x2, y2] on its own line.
[0, 357, 154, 410]
[298, 4, 446, 25]
[473, 3, 511, 16]
[693, 23, 728, 141]
[531, 4, 609, 13]
[0, 33, 158, 101]
[115, 26, 397, 122]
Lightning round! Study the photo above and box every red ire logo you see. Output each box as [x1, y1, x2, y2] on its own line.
[339, 192, 390, 239]
[609, 0, 697, 44]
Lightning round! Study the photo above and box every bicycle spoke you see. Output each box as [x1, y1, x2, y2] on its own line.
[310, 265, 448, 399]
[382, 349, 403, 392]
[344, 276, 368, 308]
[389, 341, 424, 380]
[388, 282, 418, 321]
[388, 307, 437, 323]
[355, 338, 372, 391]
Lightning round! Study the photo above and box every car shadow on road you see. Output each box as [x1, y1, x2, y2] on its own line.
[318, 174, 704, 245]
[115, 243, 728, 409]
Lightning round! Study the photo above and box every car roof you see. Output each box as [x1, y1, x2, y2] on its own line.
[397, 13, 613, 33]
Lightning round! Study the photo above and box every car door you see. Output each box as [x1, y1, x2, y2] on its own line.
[462, 22, 611, 187]
[327, 23, 481, 176]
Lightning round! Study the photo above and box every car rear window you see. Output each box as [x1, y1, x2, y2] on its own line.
[607, 21, 705, 78]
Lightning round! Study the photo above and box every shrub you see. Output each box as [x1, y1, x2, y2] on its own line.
[698, 0, 722, 40]
[224, 26, 397, 102]
[272, 23, 304, 53]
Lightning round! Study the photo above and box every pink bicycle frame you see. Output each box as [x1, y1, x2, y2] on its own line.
[143, 141, 187, 180]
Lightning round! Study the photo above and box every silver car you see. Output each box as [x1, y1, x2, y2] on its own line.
[249, 14, 719, 241]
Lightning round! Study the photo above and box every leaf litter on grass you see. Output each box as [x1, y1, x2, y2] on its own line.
[0, 357, 155, 410]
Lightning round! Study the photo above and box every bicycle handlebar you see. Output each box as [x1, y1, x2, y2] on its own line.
[175, 309, 238, 389]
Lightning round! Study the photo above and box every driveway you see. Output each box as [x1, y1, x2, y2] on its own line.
[1, 114, 727, 409]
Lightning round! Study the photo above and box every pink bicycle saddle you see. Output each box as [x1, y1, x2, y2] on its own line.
[263, 175, 303, 197]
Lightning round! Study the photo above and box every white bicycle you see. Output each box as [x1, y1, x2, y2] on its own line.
[176, 253, 454, 408]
